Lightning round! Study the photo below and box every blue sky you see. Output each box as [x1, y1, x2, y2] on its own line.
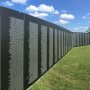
[0, 0, 90, 32]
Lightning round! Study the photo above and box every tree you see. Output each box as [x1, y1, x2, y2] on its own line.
[86, 27, 90, 33]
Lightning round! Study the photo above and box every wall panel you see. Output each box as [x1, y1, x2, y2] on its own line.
[55, 29, 57, 62]
[49, 28, 53, 67]
[28, 22, 38, 84]
[41, 25, 47, 74]
[9, 17, 24, 90]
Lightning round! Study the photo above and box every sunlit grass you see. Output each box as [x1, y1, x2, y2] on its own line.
[28, 45, 90, 90]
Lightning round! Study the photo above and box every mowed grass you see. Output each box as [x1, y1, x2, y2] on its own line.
[28, 45, 90, 90]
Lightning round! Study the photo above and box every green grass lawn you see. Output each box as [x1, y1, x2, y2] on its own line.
[28, 45, 90, 90]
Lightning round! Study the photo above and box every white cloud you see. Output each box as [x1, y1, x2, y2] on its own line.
[38, 4, 54, 13]
[26, 5, 38, 11]
[26, 4, 59, 18]
[59, 20, 69, 24]
[82, 13, 90, 20]
[72, 26, 89, 32]
[2, 1, 14, 6]
[11, 0, 28, 4]
[54, 13, 74, 25]
[26, 4, 59, 14]
[60, 14, 75, 20]
[29, 12, 49, 18]
[74, 26, 88, 31]
[55, 20, 69, 25]
[82, 16, 86, 19]
[52, 10, 59, 14]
